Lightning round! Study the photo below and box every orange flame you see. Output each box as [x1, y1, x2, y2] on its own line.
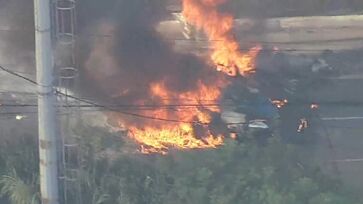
[271, 99, 288, 109]
[114, 0, 263, 155]
[130, 125, 224, 155]
[182, 0, 261, 76]
[121, 80, 225, 154]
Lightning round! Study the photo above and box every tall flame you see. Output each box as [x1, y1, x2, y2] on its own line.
[182, 0, 261, 76]
[113, 0, 262, 155]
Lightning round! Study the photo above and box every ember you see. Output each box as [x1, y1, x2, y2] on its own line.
[271, 99, 288, 108]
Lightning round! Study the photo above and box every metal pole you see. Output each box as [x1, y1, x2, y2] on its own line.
[34, 0, 59, 203]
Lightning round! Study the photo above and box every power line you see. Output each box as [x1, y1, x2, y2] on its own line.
[0, 109, 102, 117]
[2, 63, 363, 125]
[0, 64, 218, 124]
[0, 65, 37, 85]
[55, 91, 208, 124]
[0, 103, 222, 108]
[316, 112, 341, 176]
[3, 99, 363, 108]
[80, 34, 363, 51]
[1, 27, 360, 51]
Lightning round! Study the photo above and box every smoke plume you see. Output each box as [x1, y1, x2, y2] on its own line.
[79, 0, 223, 126]
[0, 0, 34, 68]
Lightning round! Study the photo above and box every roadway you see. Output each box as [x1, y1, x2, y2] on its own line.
[157, 14, 363, 54]
[306, 77, 363, 195]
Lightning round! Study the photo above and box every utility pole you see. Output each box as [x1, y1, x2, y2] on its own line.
[34, 0, 59, 203]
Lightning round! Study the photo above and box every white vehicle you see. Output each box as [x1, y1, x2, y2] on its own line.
[221, 111, 269, 131]
[248, 120, 269, 129]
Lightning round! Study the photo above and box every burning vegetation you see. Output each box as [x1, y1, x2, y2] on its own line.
[124, 80, 226, 155]
[82, 0, 260, 154]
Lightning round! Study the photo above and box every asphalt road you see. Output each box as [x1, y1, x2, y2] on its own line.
[306, 78, 363, 195]
[157, 15, 363, 54]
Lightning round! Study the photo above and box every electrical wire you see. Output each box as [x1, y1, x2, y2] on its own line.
[2, 63, 363, 125]
[0, 103, 222, 108]
[2, 99, 363, 108]
[0, 65, 38, 85]
[315, 111, 341, 175]
[0, 64, 223, 124]
[0, 111, 81, 118]
[1, 27, 361, 52]
[55, 91, 211, 124]
[0, 90, 36, 95]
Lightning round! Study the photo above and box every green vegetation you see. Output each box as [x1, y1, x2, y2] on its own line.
[0, 133, 39, 204]
[0, 125, 361, 204]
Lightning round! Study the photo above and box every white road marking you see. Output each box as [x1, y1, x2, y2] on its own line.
[321, 117, 363, 121]
[331, 158, 363, 163]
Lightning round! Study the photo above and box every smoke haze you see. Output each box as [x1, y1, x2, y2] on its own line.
[79, 0, 223, 127]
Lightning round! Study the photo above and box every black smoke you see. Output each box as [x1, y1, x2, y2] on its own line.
[0, 0, 34, 66]
[77, 0, 223, 126]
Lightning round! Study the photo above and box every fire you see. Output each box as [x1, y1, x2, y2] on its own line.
[130, 125, 224, 155]
[124, 80, 225, 154]
[272, 99, 288, 109]
[113, 0, 263, 154]
[182, 0, 261, 76]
